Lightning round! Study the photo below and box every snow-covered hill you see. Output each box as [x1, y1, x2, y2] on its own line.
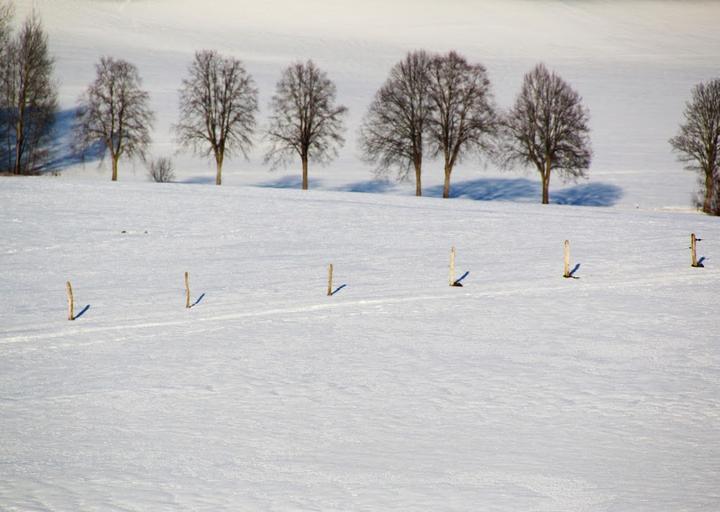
[11, 0, 720, 209]
[1, 178, 719, 510]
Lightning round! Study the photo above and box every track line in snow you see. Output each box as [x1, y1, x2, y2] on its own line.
[1, 269, 714, 346]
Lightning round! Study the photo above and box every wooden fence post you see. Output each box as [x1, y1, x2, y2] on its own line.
[184, 271, 191, 308]
[327, 264, 334, 296]
[563, 240, 571, 278]
[66, 281, 74, 321]
[691, 233, 699, 267]
[449, 247, 456, 286]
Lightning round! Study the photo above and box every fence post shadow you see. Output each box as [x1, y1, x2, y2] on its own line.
[190, 293, 206, 308]
[330, 284, 347, 296]
[74, 305, 90, 319]
[568, 263, 581, 279]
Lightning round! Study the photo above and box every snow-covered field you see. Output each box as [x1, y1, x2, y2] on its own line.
[11, 0, 720, 209]
[3, 1, 720, 510]
[1, 179, 719, 510]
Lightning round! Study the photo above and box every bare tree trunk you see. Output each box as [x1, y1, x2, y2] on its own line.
[541, 160, 551, 204]
[414, 160, 422, 197]
[703, 171, 714, 213]
[443, 162, 452, 198]
[13, 118, 23, 174]
[111, 154, 119, 181]
[301, 155, 309, 190]
[215, 151, 223, 186]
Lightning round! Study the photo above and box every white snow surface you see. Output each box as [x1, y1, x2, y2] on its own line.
[3, 1, 720, 510]
[1, 178, 719, 510]
[9, 0, 720, 209]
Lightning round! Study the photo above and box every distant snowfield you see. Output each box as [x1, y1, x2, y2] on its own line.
[13, 0, 720, 209]
[1, 179, 719, 510]
[3, 2, 720, 510]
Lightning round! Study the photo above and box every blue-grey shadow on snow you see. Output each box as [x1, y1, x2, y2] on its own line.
[45, 108, 104, 172]
[568, 263, 581, 278]
[74, 304, 90, 319]
[453, 271, 469, 286]
[426, 178, 539, 201]
[425, 178, 623, 207]
[336, 179, 396, 194]
[180, 176, 216, 185]
[553, 183, 623, 207]
[257, 175, 322, 189]
[696, 257, 706, 267]
[190, 293, 206, 308]
[330, 284, 347, 296]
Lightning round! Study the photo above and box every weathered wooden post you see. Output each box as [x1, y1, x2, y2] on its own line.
[66, 281, 75, 321]
[184, 271, 191, 308]
[327, 264, 334, 296]
[563, 240, 571, 278]
[690, 233, 703, 268]
[449, 247, 456, 286]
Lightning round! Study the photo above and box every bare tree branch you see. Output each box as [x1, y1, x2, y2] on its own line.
[427, 51, 497, 198]
[498, 63, 592, 204]
[73, 57, 153, 181]
[360, 50, 433, 196]
[0, 13, 57, 174]
[264, 60, 347, 190]
[669, 79, 720, 215]
[175, 50, 258, 186]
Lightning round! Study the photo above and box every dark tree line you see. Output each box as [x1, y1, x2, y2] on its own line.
[0, 5, 57, 175]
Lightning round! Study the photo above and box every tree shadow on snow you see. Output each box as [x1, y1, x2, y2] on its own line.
[179, 176, 217, 185]
[256, 175, 322, 189]
[553, 183, 623, 207]
[45, 108, 104, 172]
[336, 179, 396, 194]
[425, 178, 623, 207]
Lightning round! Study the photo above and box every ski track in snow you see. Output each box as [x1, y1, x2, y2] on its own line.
[2, 0, 720, 508]
[2, 180, 720, 510]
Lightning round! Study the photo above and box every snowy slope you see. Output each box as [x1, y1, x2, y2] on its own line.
[1, 178, 719, 510]
[11, 0, 720, 209]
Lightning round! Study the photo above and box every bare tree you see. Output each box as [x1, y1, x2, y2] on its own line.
[0, 14, 57, 174]
[74, 57, 153, 181]
[175, 50, 258, 186]
[0, 1, 14, 171]
[427, 51, 497, 198]
[148, 156, 175, 183]
[360, 51, 433, 196]
[499, 63, 592, 204]
[669, 79, 720, 215]
[265, 60, 347, 190]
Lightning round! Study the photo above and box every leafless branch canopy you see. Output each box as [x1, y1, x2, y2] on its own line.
[669, 79, 720, 214]
[265, 60, 347, 189]
[74, 57, 153, 180]
[0, 13, 57, 174]
[499, 63, 591, 203]
[360, 50, 433, 195]
[427, 51, 497, 198]
[175, 50, 258, 185]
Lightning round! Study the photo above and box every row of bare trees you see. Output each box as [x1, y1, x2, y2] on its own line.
[0, 4, 57, 175]
[73, 49, 590, 204]
[0, 14, 692, 214]
[73, 52, 347, 188]
[361, 51, 592, 203]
